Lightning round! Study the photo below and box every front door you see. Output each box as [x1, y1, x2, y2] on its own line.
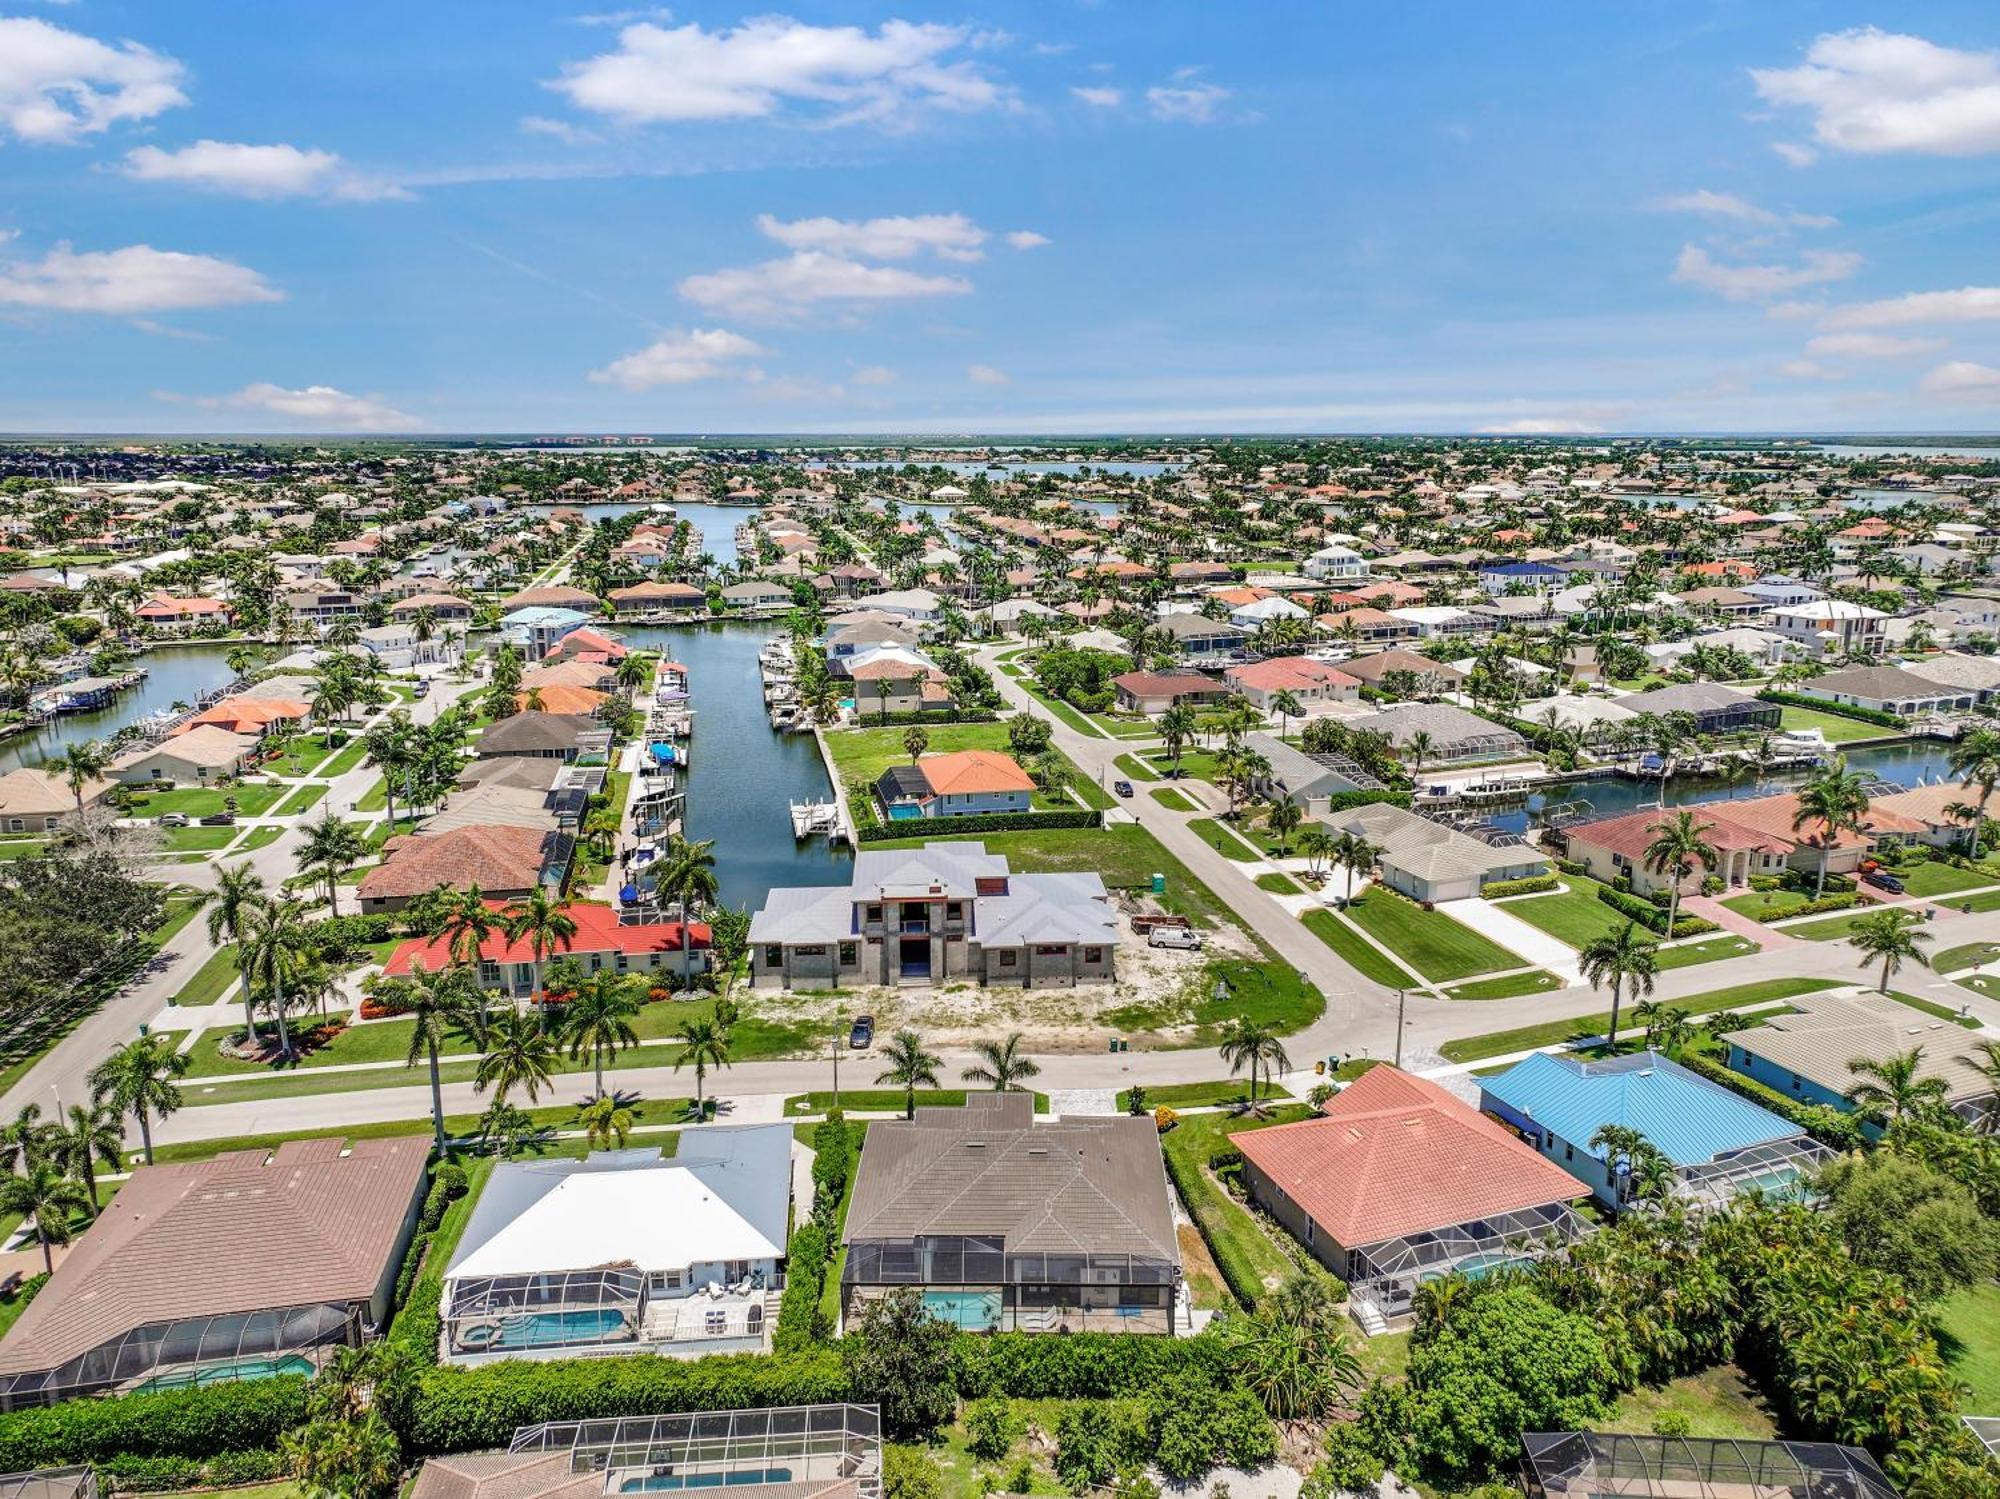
[899, 937, 931, 981]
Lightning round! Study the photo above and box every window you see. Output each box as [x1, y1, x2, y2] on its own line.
[947, 902, 963, 920]
[999, 951, 1017, 967]
[764, 945, 784, 967]
[839, 942, 857, 965]
[866, 904, 883, 924]
[1564, 1143, 1574, 1162]
[1084, 947, 1102, 963]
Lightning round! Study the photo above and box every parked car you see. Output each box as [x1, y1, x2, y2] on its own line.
[1148, 926, 1204, 951]
[1113, 779, 1134, 798]
[849, 1014, 875, 1049]
[198, 812, 236, 827]
[157, 812, 191, 828]
[1862, 870, 1905, 894]
[414, 679, 431, 698]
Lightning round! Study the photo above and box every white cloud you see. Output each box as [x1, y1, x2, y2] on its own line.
[1753, 27, 2000, 156]
[121, 141, 407, 202]
[173, 382, 418, 430]
[1803, 331, 1943, 358]
[589, 327, 766, 388]
[519, 114, 604, 146]
[1649, 188, 1835, 228]
[1480, 418, 1604, 435]
[1004, 230, 1050, 250]
[1779, 359, 1844, 380]
[0, 243, 281, 314]
[1146, 80, 1230, 123]
[550, 17, 1010, 128]
[1071, 85, 1122, 107]
[1821, 286, 2000, 329]
[851, 365, 896, 385]
[755, 211, 988, 261]
[967, 363, 1009, 385]
[679, 251, 971, 321]
[1920, 360, 2000, 398]
[1772, 141, 1818, 167]
[0, 16, 186, 144]
[1670, 244, 1861, 301]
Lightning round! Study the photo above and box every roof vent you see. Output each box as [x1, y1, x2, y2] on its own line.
[964, 1140, 986, 1149]
[1026, 1146, 1048, 1155]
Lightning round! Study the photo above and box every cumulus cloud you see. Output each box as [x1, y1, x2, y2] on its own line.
[1803, 332, 1944, 358]
[1779, 359, 1844, 380]
[1772, 141, 1818, 167]
[1670, 244, 1861, 301]
[519, 114, 604, 145]
[589, 327, 765, 388]
[1649, 188, 1835, 228]
[549, 17, 1011, 128]
[172, 383, 418, 430]
[967, 363, 1009, 385]
[1820, 286, 2000, 329]
[121, 141, 407, 201]
[1146, 80, 1230, 123]
[1753, 27, 2000, 156]
[755, 211, 989, 262]
[1004, 230, 1050, 249]
[679, 251, 971, 322]
[1920, 360, 2000, 398]
[0, 243, 281, 314]
[0, 16, 186, 143]
[1071, 85, 1122, 107]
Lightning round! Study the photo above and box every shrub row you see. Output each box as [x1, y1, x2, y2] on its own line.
[1321, 788, 1412, 812]
[0, 1378, 308, 1470]
[954, 1332, 1232, 1400]
[1675, 1050, 1867, 1151]
[1159, 1138, 1264, 1310]
[392, 1163, 470, 1311]
[1754, 688, 1905, 729]
[1593, 884, 1720, 939]
[1483, 874, 1559, 898]
[854, 809, 1100, 843]
[849, 708, 1000, 727]
[1770, 893, 1860, 920]
[772, 1223, 832, 1353]
[95, 1448, 287, 1494]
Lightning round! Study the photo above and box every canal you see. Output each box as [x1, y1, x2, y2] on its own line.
[0, 644, 241, 773]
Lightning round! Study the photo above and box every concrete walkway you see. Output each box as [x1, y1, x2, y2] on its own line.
[1682, 893, 1798, 949]
[1442, 896, 1581, 982]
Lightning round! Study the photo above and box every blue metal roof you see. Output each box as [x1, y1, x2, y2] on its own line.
[1480, 560, 1568, 577]
[1479, 1050, 1799, 1166]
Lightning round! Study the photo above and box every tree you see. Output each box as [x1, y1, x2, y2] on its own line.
[1219, 1018, 1291, 1112]
[842, 1286, 958, 1438]
[1223, 1274, 1364, 1419]
[875, 1028, 942, 1119]
[1846, 908, 1933, 994]
[1269, 689, 1305, 742]
[902, 726, 930, 763]
[89, 1033, 188, 1166]
[1158, 703, 1198, 776]
[1331, 831, 1378, 901]
[474, 1009, 557, 1105]
[206, 862, 266, 1045]
[241, 893, 311, 1058]
[1298, 826, 1335, 883]
[1792, 758, 1872, 899]
[45, 1101, 121, 1220]
[1846, 1046, 1949, 1127]
[1578, 921, 1659, 1050]
[42, 740, 108, 814]
[961, 1033, 1041, 1092]
[1949, 727, 2000, 858]
[1818, 1150, 2000, 1301]
[281, 1413, 403, 1499]
[656, 836, 720, 987]
[501, 888, 578, 996]
[434, 883, 498, 971]
[1266, 794, 1302, 856]
[395, 961, 487, 1154]
[1641, 811, 1717, 937]
[673, 1015, 733, 1117]
[1960, 1039, 2000, 1134]
[296, 812, 367, 918]
[578, 1092, 636, 1149]
[563, 975, 643, 1096]
[0, 1161, 87, 1274]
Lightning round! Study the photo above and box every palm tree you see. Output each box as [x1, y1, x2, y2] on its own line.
[1950, 727, 2000, 859]
[1219, 1018, 1292, 1112]
[1265, 794, 1303, 856]
[89, 1034, 190, 1166]
[1269, 689, 1305, 742]
[1846, 908, 1933, 994]
[0, 1162, 87, 1274]
[0, 1104, 49, 1175]
[475, 1009, 558, 1106]
[656, 837, 719, 987]
[42, 740, 108, 814]
[672, 1016, 733, 1118]
[1297, 826, 1336, 883]
[1158, 703, 1198, 777]
[1846, 1046, 1948, 1126]
[902, 726, 930, 763]
[1960, 1039, 2000, 1134]
[241, 894, 310, 1058]
[296, 811, 367, 918]
[1331, 831, 1379, 902]
[578, 1092, 635, 1149]
[398, 961, 488, 1154]
[501, 889, 578, 1001]
[435, 883, 498, 970]
[875, 1028, 941, 1119]
[1578, 921, 1659, 1050]
[45, 1101, 121, 1220]
[1641, 811, 1719, 936]
[1405, 729, 1435, 782]
[206, 863, 266, 1045]
[961, 1033, 1041, 1092]
[563, 975, 643, 1097]
[1791, 758, 1872, 899]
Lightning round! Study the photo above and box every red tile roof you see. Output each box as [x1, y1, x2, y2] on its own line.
[359, 825, 553, 901]
[382, 900, 709, 974]
[918, 750, 1035, 796]
[1232, 1066, 1583, 1248]
[1224, 657, 1359, 693]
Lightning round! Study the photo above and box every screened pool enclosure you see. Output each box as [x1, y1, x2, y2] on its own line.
[1346, 1202, 1593, 1329]
[1520, 1431, 1902, 1499]
[841, 1238, 1180, 1334]
[443, 1269, 644, 1355]
[509, 1405, 883, 1499]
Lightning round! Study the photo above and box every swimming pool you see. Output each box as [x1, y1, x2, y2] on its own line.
[464, 1308, 631, 1351]
[619, 1470, 795, 1492]
[1419, 1252, 1534, 1285]
[133, 1353, 318, 1393]
[921, 1290, 1002, 1330]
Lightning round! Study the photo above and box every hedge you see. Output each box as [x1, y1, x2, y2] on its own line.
[95, 1449, 287, 1494]
[1483, 874, 1559, 898]
[1770, 893, 1860, 920]
[955, 1334, 1231, 1400]
[772, 1221, 831, 1353]
[1676, 1050, 1867, 1151]
[0, 1378, 309, 1470]
[1160, 1139, 1264, 1310]
[848, 708, 1000, 727]
[1594, 883, 1720, 939]
[1754, 689, 1905, 730]
[392, 1162, 470, 1310]
[1321, 789, 1413, 813]
[855, 809, 1100, 844]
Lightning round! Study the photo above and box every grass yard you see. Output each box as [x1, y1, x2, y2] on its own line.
[1939, 1280, 2000, 1414]
[1115, 1080, 1271, 1111]
[1954, 888, 2000, 914]
[1935, 940, 2000, 974]
[1506, 882, 1629, 949]
[823, 721, 1092, 811]
[1891, 860, 1996, 898]
[1445, 970, 1563, 1001]
[1655, 934, 1760, 969]
[1344, 888, 1523, 982]
[237, 825, 285, 852]
[1597, 1364, 1778, 1441]
[1300, 908, 1420, 987]
[1783, 907, 1897, 941]
[1776, 704, 1890, 745]
[785, 1089, 967, 1115]
[170, 944, 240, 1008]
[126, 781, 287, 819]
[1160, 1106, 1312, 1306]
[1256, 871, 1303, 894]
[1150, 786, 1198, 812]
[1438, 977, 1842, 1063]
[1721, 888, 1815, 922]
[1185, 817, 1260, 860]
[274, 783, 330, 816]
[1105, 955, 1324, 1044]
[355, 777, 389, 812]
[160, 825, 239, 852]
[317, 738, 372, 777]
[1144, 748, 1221, 782]
[1112, 753, 1159, 783]
[1015, 680, 1109, 738]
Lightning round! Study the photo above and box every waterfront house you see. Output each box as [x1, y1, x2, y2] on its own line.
[840, 1093, 1180, 1334]
[0, 1138, 426, 1409]
[1322, 800, 1548, 902]
[358, 825, 568, 914]
[608, 580, 706, 616]
[1367, 702, 1528, 766]
[748, 841, 1117, 990]
[1519, 1433, 1899, 1499]
[389, 592, 476, 623]
[826, 620, 921, 659]
[1244, 732, 1376, 816]
[835, 647, 956, 716]
[174, 695, 311, 741]
[500, 607, 590, 662]
[1304, 544, 1368, 582]
[1110, 670, 1228, 715]
[108, 726, 256, 786]
[873, 750, 1034, 822]
[1478, 559, 1570, 595]
[1479, 1051, 1828, 1209]
[283, 589, 362, 628]
[384, 900, 710, 997]
[134, 593, 232, 630]
[1315, 607, 1421, 647]
[0, 768, 111, 831]
[1234, 1066, 1589, 1330]
[720, 580, 794, 612]
[1158, 611, 1250, 662]
[1763, 599, 1888, 658]
[850, 588, 942, 625]
[1338, 649, 1466, 695]
[440, 1130, 790, 1362]
[1223, 656, 1361, 712]
[476, 712, 610, 764]
[502, 585, 599, 615]
[1796, 663, 1977, 717]
[1612, 682, 1780, 736]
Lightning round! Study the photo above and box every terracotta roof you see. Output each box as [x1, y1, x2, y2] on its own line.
[917, 750, 1035, 796]
[1224, 657, 1359, 692]
[173, 697, 308, 735]
[383, 900, 709, 975]
[0, 1138, 427, 1377]
[1568, 786, 1929, 860]
[360, 824, 554, 900]
[1111, 670, 1218, 695]
[515, 685, 607, 717]
[1232, 1066, 1584, 1248]
[502, 585, 599, 611]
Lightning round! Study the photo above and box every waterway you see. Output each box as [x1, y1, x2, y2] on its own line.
[1818, 443, 2000, 461]
[618, 621, 852, 912]
[0, 643, 241, 773]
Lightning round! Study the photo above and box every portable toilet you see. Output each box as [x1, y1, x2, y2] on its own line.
[1151, 872, 1166, 895]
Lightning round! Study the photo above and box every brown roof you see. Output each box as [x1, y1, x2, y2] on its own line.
[0, 1138, 427, 1377]
[477, 711, 600, 754]
[360, 824, 553, 900]
[502, 585, 599, 611]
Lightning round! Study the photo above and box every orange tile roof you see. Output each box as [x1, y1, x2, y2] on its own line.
[172, 697, 308, 735]
[515, 684, 607, 716]
[359, 825, 552, 901]
[383, 900, 708, 974]
[918, 750, 1036, 796]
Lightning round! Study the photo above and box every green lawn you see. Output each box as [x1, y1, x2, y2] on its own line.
[127, 781, 287, 818]
[1105, 955, 1324, 1044]
[170, 944, 241, 1008]
[0, 840, 47, 861]
[1344, 889, 1522, 981]
[1444, 970, 1563, 1000]
[1117, 1080, 1279, 1111]
[318, 738, 372, 777]
[1144, 748, 1221, 783]
[1160, 1106, 1312, 1306]
[1785, 907, 1898, 941]
[1112, 753, 1159, 783]
[160, 825, 239, 852]
[1255, 872, 1303, 894]
[1438, 977, 1843, 1063]
[355, 777, 389, 812]
[274, 783, 330, 816]
[1505, 882, 1629, 949]
[1955, 888, 2000, 914]
[1597, 1364, 1778, 1441]
[238, 825, 285, 852]
[1150, 786, 1198, 812]
[1939, 1280, 2000, 1414]
[1300, 908, 1420, 987]
[1721, 888, 1815, 922]
[1776, 704, 1888, 745]
[1883, 989, 1981, 1028]
[823, 721, 1090, 810]
[1655, 934, 1760, 969]
[257, 741, 342, 778]
[784, 1089, 969, 1115]
[1892, 860, 1996, 897]
[1935, 940, 2000, 974]
[1185, 817, 1259, 860]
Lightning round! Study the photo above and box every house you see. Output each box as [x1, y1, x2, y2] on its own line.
[1387, 605, 1484, 639]
[1520, 1433, 1899, 1499]
[749, 841, 1117, 990]
[284, 589, 362, 626]
[1477, 559, 1570, 595]
[1316, 607, 1421, 646]
[1110, 670, 1228, 715]
[1158, 611, 1249, 662]
[134, 593, 232, 629]
[1764, 599, 1888, 658]
[873, 750, 1035, 822]
[0, 1138, 427, 1409]
[107, 726, 256, 785]
[1323, 800, 1548, 902]
[358, 622, 444, 670]
[358, 825, 568, 914]
[1797, 664, 1977, 717]
[1223, 656, 1360, 712]
[382, 900, 710, 997]
[1304, 544, 1368, 582]
[476, 712, 610, 763]
[499, 607, 589, 662]
[1739, 577, 1825, 608]
[1613, 682, 1780, 735]
[608, 580, 706, 616]
[1480, 1050, 1829, 1209]
[1721, 991, 1995, 1129]
[1229, 594, 1311, 632]
[1243, 732, 1377, 815]
[719, 580, 794, 611]
[173, 695, 311, 740]
[1233, 1067, 1590, 1330]
[389, 592, 476, 623]
[838, 649, 956, 716]
[1677, 586, 1768, 620]
[0, 768, 111, 831]
[1339, 649, 1466, 695]
[501, 585, 599, 614]
[826, 620, 922, 659]
[440, 1130, 791, 1362]
[850, 588, 942, 624]
[514, 685, 609, 718]
[1367, 702, 1529, 766]
[840, 1093, 1179, 1334]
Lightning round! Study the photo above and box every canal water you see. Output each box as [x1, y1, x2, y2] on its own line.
[0, 643, 240, 773]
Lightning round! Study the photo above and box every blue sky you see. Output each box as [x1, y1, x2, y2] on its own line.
[6, 2, 2000, 434]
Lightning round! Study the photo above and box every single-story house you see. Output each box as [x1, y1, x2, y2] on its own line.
[1244, 732, 1375, 816]
[108, 726, 257, 785]
[608, 580, 707, 616]
[382, 900, 710, 997]
[1796, 664, 1977, 717]
[1367, 702, 1529, 766]
[1901, 651, 2000, 704]
[1323, 801, 1548, 903]
[174, 695, 310, 740]
[0, 767, 112, 831]
[358, 825, 568, 914]
[1338, 650, 1466, 696]
[476, 712, 610, 763]
[1613, 682, 1780, 736]
[501, 585, 599, 614]
[1158, 611, 1249, 661]
[720, 581, 795, 611]
[1111, 670, 1228, 716]
[388, 592, 475, 623]
[1223, 656, 1360, 712]
[873, 750, 1035, 822]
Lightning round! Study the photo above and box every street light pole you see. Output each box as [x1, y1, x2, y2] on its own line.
[1393, 988, 1407, 1068]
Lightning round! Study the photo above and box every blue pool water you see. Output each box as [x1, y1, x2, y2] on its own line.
[922, 1290, 1002, 1330]
[133, 1353, 317, 1393]
[886, 804, 923, 821]
[620, 1471, 795, 1492]
[488, 1308, 630, 1349]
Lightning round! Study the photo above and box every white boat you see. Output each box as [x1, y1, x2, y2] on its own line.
[649, 503, 679, 518]
[1768, 727, 1831, 758]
